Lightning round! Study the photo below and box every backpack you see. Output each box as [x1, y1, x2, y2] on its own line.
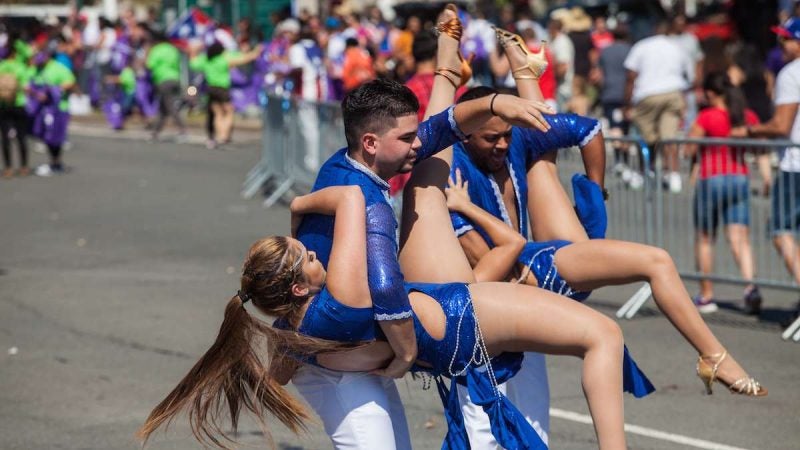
[0, 72, 18, 102]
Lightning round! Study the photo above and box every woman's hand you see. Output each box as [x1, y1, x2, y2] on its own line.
[492, 94, 555, 132]
[445, 168, 472, 213]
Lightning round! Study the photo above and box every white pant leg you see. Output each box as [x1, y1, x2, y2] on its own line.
[505, 353, 550, 446]
[458, 377, 508, 450]
[457, 352, 550, 449]
[297, 104, 320, 171]
[292, 365, 411, 450]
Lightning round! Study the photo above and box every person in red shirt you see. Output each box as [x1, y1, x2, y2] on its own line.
[341, 38, 375, 93]
[687, 72, 764, 314]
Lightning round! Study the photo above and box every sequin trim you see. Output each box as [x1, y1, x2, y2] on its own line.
[447, 105, 467, 141]
[488, 172, 513, 227]
[374, 310, 414, 321]
[454, 224, 474, 237]
[522, 245, 585, 298]
[579, 121, 601, 148]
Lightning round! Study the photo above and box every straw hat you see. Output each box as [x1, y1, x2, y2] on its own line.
[558, 7, 592, 32]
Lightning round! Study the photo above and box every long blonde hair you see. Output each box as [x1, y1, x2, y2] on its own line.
[138, 237, 358, 448]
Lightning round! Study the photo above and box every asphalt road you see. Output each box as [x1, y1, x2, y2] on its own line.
[1, 132, 798, 450]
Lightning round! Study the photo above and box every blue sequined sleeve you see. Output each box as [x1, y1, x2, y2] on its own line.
[516, 113, 601, 163]
[414, 106, 468, 163]
[366, 202, 413, 321]
[450, 211, 474, 237]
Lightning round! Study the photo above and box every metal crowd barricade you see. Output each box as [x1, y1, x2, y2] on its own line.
[558, 136, 800, 340]
[241, 95, 345, 207]
[654, 137, 800, 340]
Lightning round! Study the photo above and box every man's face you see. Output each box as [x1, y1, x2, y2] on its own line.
[373, 114, 420, 178]
[781, 36, 800, 59]
[464, 116, 513, 173]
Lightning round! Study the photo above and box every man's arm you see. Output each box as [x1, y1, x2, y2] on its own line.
[623, 69, 636, 116]
[745, 103, 799, 138]
[414, 96, 555, 164]
[516, 114, 604, 187]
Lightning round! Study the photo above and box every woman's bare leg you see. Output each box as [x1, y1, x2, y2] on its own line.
[553, 239, 760, 387]
[695, 230, 715, 299]
[527, 153, 590, 242]
[466, 283, 626, 449]
[725, 224, 755, 284]
[399, 5, 475, 283]
[211, 102, 226, 141]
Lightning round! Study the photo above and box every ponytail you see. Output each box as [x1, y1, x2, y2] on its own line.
[725, 83, 747, 127]
[138, 294, 360, 448]
[703, 71, 747, 127]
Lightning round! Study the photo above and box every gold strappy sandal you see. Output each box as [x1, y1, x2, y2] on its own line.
[696, 351, 767, 397]
[494, 27, 548, 80]
[434, 4, 472, 88]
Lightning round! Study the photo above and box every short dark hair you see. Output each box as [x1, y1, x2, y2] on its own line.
[207, 42, 225, 60]
[412, 30, 437, 63]
[457, 86, 517, 104]
[457, 86, 498, 104]
[342, 79, 419, 151]
[345, 37, 359, 48]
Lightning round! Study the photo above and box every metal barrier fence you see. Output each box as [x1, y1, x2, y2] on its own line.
[244, 97, 800, 340]
[558, 137, 800, 340]
[242, 95, 345, 206]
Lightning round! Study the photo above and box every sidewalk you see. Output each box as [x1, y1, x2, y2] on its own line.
[68, 111, 263, 145]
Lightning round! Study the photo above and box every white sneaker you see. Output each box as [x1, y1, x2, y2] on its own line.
[34, 164, 53, 177]
[612, 162, 629, 177]
[621, 168, 633, 183]
[665, 172, 682, 193]
[628, 172, 644, 190]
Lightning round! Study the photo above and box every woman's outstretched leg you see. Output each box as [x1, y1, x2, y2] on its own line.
[553, 239, 766, 394]
[465, 283, 626, 449]
[399, 5, 475, 284]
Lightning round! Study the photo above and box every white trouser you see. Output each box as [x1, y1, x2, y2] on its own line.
[297, 104, 320, 171]
[457, 352, 550, 449]
[292, 365, 411, 450]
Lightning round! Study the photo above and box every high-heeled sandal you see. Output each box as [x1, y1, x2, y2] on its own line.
[434, 4, 472, 88]
[494, 27, 548, 81]
[696, 350, 767, 396]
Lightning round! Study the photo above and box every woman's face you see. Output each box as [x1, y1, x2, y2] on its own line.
[288, 238, 326, 292]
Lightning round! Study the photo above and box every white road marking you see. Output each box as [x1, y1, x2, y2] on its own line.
[550, 408, 750, 450]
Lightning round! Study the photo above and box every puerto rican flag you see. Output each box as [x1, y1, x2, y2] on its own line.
[167, 7, 214, 47]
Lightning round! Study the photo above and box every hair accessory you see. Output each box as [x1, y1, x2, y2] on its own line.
[238, 290, 251, 304]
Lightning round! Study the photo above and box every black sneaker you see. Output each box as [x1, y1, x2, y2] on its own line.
[742, 286, 762, 316]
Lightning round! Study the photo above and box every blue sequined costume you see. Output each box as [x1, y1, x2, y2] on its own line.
[449, 113, 655, 398]
[290, 279, 546, 450]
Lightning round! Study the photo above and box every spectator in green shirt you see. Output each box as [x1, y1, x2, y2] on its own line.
[189, 41, 262, 148]
[31, 51, 76, 177]
[0, 40, 32, 178]
[146, 33, 186, 141]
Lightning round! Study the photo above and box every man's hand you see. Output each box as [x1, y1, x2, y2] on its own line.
[369, 353, 416, 379]
[492, 94, 555, 132]
[445, 169, 471, 213]
[730, 126, 749, 138]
